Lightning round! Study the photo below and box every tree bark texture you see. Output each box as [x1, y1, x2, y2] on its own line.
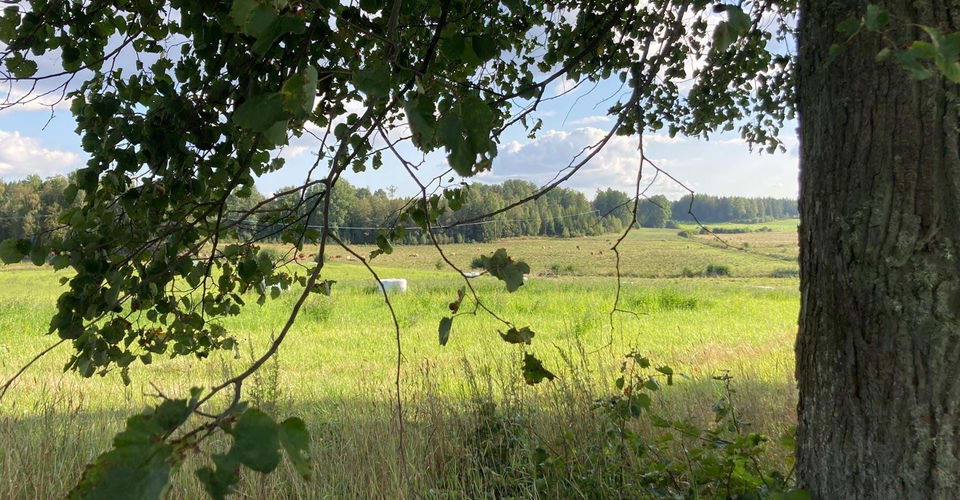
[797, 0, 960, 497]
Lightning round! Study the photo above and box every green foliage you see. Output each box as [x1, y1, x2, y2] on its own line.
[706, 264, 731, 277]
[577, 354, 804, 498]
[832, 5, 960, 83]
[477, 249, 530, 292]
[770, 267, 800, 278]
[0, 0, 802, 494]
[68, 398, 192, 499]
[672, 195, 798, 224]
[681, 264, 731, 278]
[196, 408, 311, 499]
[521, 352, 556, 385]
[547, 263, 578, 275]
[438, 316, 453, 346]
[499, 326, 535, 345]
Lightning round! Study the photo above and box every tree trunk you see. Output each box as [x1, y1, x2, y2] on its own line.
[797, 0, 960, 497]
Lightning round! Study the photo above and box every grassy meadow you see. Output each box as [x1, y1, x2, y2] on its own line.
[0, 221, 800, 498]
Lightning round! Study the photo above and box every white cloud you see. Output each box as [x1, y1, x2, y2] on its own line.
[0, 130, 80, 178]
[0, 86, 74, 115]
[551, 78, 579, 97]
[484, 126, 798, 199]
[484, 127, 692, 198]
[568, 115, 611, 126]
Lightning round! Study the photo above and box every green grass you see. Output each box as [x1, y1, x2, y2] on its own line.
[677, 218, 800, 233]
[0, 226, 800, 498]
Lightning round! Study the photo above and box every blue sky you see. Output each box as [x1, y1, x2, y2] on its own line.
[0, 76, 799, 200]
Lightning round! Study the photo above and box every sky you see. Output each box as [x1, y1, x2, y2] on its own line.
[0, 69, 800, 201]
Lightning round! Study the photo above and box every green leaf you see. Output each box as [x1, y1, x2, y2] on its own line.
[711, 6, 751, 53]
[279, 417, 311, 480]
[68, 399, 190, 500]
[234, 92, 288, 133]
[231, 408, 281, 473]
[908, 40, 937, 60]
[725, 6, 751, 34]
[404, 95, 437, 147]
[499, 326, 534, 345]
[29, 243, 47, 266]
[0, 238, 25, 264]
[481, 249, 529, 292]
[51, 254, 71, 270]
[354, 63, 391, 98]
[469, 35, 499, 60]
[863, 4, 889, 31]
[196, 453, 241, 500]
[438, 316, 453, 346]
[5, 53, 38, 78]
[836, 17, 862, 37]
[440, 35, 465, 61]
[522, 353, 556, 385]
[282, 66, 318, 119]
[229, 0, 261, 31]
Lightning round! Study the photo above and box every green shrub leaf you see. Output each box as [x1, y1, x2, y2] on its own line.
[522, 353, 555, 385]
[279, 417, 312, 480]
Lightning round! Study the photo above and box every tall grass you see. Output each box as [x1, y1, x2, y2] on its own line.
[0, 229, 800, 497]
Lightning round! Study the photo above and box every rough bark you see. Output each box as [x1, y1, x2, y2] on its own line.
[797, 0, 960, 497]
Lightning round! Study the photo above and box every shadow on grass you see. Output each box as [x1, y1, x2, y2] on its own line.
[0, 367, 795, 499]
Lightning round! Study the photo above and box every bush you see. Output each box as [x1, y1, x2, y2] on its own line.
[677, 230, 692, 238]
[705, 264, 731, 277]
[547, 263, 578, 275]
[470, 255, 486, 269]
[770, 267, 800, 278]
[434, 259, 445, 270]
[257, 246, 284, 262]
[707, 226, 752, 234]
[514, 352, 804, 498]
[664, 220, 680, 229]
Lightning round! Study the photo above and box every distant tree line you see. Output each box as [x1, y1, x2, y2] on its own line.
[0, 175, 72, 241]
[670, 194, 798, 223]
[1, 176, 797, 243]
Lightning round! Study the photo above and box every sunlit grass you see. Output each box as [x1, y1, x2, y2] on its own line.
[0, 227, 799, 498]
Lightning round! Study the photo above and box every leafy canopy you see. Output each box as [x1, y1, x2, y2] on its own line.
[0, 0, 807, 496]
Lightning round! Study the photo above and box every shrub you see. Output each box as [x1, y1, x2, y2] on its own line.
[770, 267, 800, 278]
[470, 255, 486, 269]
[681, 267, 697, 277]
[677, 230, 692, 238]
[434, 259, 445, 270]
[257, 246, 284, 262]
[526, 352, 804, 498]
[547, 263, 578, 275]
[708, 226, 752, 234]
[664, 220, 680, 229]
[705, 264, 731, 277]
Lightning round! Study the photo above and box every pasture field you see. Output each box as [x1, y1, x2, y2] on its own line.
[0, 224, 800, 498]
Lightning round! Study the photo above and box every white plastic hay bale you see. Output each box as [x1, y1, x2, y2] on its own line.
[379, 278, 408, 293]
[260, 279, 291, 294]
[463, 271, 482, 278]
